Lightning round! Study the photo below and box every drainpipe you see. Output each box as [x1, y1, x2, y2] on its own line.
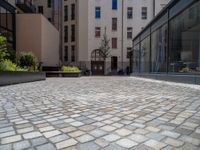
[121, 0, 124, 72]
[153, 0, 155, 17]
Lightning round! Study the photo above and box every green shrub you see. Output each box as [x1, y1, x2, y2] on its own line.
[19, 52, 38, 71]
[0, 59, 17, 71]
[61, 66, 80, 73]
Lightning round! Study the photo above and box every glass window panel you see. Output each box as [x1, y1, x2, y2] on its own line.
[169, 1, 200, 73]
[151, 24, 167, 72]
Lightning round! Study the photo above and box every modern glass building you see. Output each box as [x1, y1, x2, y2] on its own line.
[131, 0, 200, 75]
[0, 0, 16, 50]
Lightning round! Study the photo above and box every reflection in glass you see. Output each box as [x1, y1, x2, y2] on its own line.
[169, 1, 200, 73]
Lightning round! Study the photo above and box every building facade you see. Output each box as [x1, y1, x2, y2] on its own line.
[131, 0, 200, 74]
[62, 0, 170, 75]
[0, 0, 60, 67]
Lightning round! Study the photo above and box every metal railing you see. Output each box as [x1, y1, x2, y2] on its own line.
[16, 0, 36, 13]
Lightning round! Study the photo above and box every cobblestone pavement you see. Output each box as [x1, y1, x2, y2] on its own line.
[0, 77, 200, 150]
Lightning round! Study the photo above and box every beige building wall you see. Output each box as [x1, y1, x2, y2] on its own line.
[16, 14, 59, 67]
[76, 0, 170, 73]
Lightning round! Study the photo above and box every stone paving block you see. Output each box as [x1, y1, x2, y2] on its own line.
[31, 137, 47, 146]
[180, 135, 200, 146]
[146, 126, 160, 132]
[134, 128, 149, 135]
[1, 135, 21, 144]
[70, 121, 84, 127]
[43, 130, 61, 138]
[147, 132, 166, 141]
[182, 122, 199, 129]
[77, 142, 100, 150]
[23, 131, 42, 139]
[13, 141, 30, 150]
[116, 138, 138, 148]
[103, 143, 127, 150]
[0, 131, 15, 138]
[89, 129, 107, 138]
[103, 134, 121, 142]
[131, 123, 146, 128]
[161, 130, 180, 138]
[37, 143, 56, 150]
[0, 126, 14, 133]
[115, 128, 132, 136]
[56, 138, 78, 149]
[68, 131, 85, 138]
[39, 126, 55, 132]
[95, 138, 109, 147]
[49, 134, 69, 143]
[164, 137, 184, 147]
[144, 139, 167, 150]
[101, 125, 116, 132]
[76, 134, 94, 143]
[17, 127, 34, 134]
[0, 144, 12, 150]
[129, 134, 148, 143]
[61, 126, 77, 133]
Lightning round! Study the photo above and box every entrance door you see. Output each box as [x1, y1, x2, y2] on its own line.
[91, 49, 105, 75]
[91, 61, 104, 75]
[111, 56, 118, 71]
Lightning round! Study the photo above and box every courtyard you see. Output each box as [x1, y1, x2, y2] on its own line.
[0, 77, 200, 150]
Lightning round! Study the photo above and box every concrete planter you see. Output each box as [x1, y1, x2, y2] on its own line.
[0, 71, 46, 86]
[46, 71, 82, 77]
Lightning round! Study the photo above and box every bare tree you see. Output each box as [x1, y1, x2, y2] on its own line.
[98, 27, 112, 75]
[99, 27, 111, 60]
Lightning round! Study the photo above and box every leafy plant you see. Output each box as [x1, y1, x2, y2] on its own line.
[0, 36, 8, 61]
[0, 36, 16, 62]
[61, 66, 80, 73]
[0, 59, 17, 71]
[18, 52, 38, 71]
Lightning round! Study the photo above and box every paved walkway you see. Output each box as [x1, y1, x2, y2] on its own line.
[0, 77, 200, 150]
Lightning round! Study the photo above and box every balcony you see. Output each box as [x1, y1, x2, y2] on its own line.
[16, 0, 36, 13]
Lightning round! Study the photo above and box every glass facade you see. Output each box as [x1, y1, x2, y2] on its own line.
[151, 24, 167, 72]
[169, 1, 200, 73]
[0, 1, 15, 50]
[140, 36, 150, 72]
[132, 0, 200, 74]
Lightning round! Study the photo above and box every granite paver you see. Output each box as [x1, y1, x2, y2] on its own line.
[0, 77, 200, 149]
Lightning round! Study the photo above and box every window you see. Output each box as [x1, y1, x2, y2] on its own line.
[127, 47, 132, 58]
[71, 46, 75, 62]
[64, 5, 68, 21]
[112, 38, 117, 49]
[127, 7, 133, 19]
[64, 46, 68, 61]
[48, 0, 51, 8]
[71, 4, 75, 20]
[71, 25, 75, 42]
[64, 26, 68, 42]
[142, 7, 147, 19]
[112, 0, 118, 10]
[95, 7, 101, 18]
[95, 27, 101, 38]
[127, 27, 132, 39]
[112, 18, 117, 31]
[38, 6, 43, 14]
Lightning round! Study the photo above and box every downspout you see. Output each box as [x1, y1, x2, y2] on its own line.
[121, 0, 124, 71]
